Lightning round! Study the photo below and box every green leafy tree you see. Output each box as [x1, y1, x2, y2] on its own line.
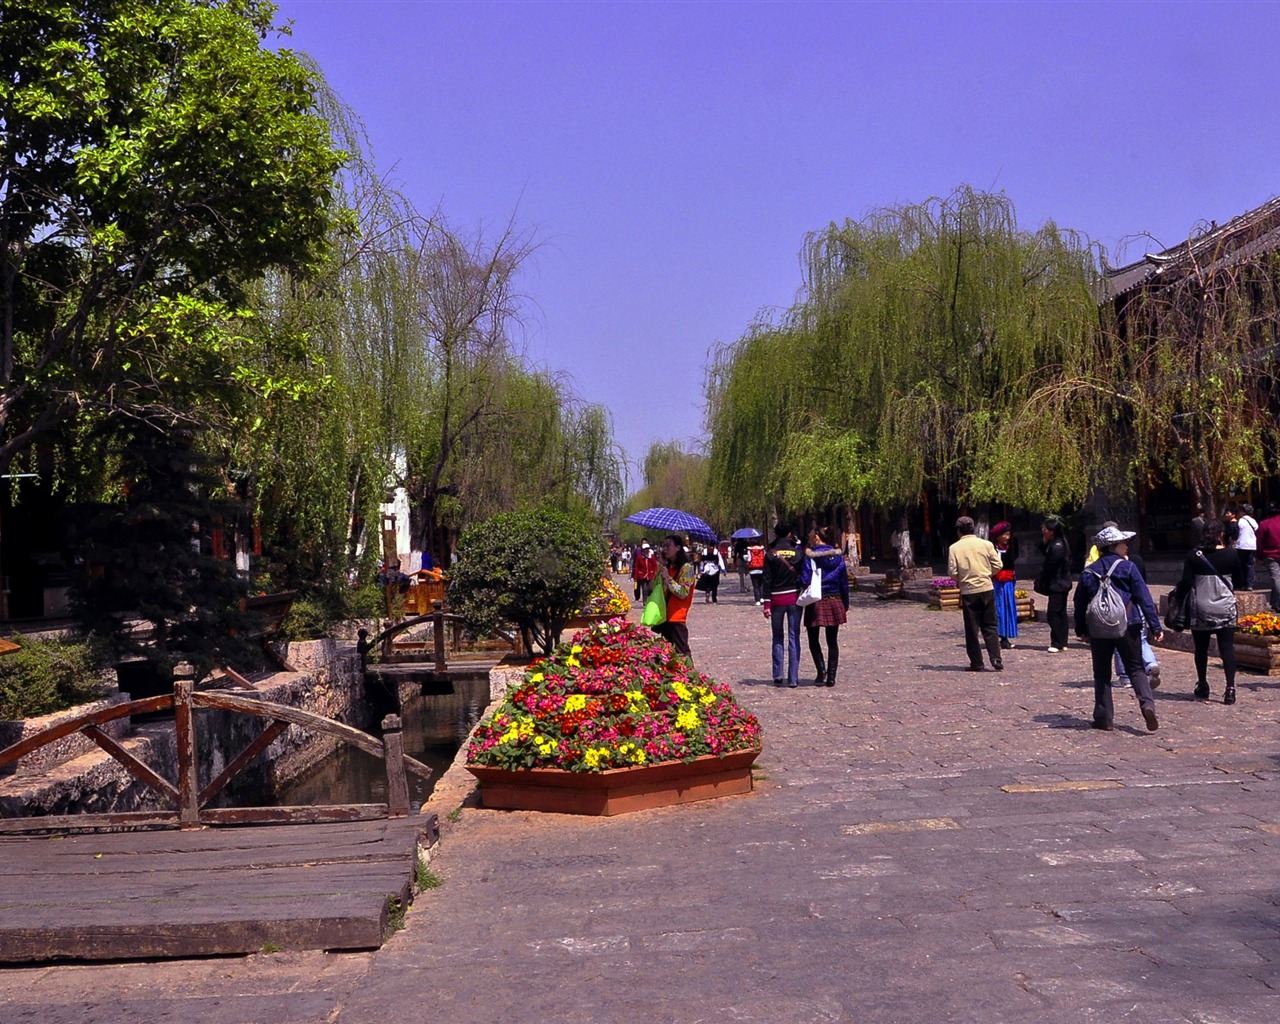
[707, 187, 1100, 518]
[0, 0, 345, 473]
[446, 508, 603, 655]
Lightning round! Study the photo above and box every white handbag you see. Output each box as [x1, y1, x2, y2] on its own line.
[796, 558, 823, 607]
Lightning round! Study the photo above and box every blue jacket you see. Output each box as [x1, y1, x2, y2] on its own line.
[797, 545, 850, 610]
[1072, 553, 1160, 636]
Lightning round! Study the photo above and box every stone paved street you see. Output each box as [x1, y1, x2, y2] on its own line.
[2, 578, 1278, 1023]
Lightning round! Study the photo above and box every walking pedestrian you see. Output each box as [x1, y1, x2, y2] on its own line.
[697, 546, 725, 604]
[652, 534, 696, 660]
[1170, 518, 1246, 705]
[747, 542, 766, 605]
[762, 525, 803, 687]
[1073, 525, 1162, 732]
[1255, 503, 1280, 611]
[1035, 517, 1073, 652]
[991, 521, 1018, 649]
[631, 541, 657, 603]
[797, 525, 850, 687]
[947, 516, 1004, 672]
[1236, 504, 1258, 590]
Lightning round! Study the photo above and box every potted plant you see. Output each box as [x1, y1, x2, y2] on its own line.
[466, 619, 763, 815]
[1014, 589, 1036, 621]
[446, 507, 602, 655]
[565, 577, 633, 628]
[1233, 613, 1280, 674]
[928, 577, 960, 610]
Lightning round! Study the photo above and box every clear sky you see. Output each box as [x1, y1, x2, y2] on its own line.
[274, 0, 1280, 487]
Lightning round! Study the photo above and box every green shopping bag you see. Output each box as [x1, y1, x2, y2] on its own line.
[641, 580, 667, 626]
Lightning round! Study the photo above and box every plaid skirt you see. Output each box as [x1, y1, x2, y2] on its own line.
[804, 594, 847, 627]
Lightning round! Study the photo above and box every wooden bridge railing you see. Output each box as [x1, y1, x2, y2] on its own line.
[0, 681, 433, 834]
[366, 600, 522, 666]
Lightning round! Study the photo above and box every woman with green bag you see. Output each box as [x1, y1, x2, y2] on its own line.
[651, 534, 696, 660]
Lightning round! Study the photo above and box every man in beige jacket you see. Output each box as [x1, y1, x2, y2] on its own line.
[947, 516, 1005, 672]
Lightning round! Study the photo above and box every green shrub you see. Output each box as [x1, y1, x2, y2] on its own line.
[446, 507, 603, 655]
[344, 583, 387, 621]
[0, 635, 110, 720]
[276, 599, 332, 641]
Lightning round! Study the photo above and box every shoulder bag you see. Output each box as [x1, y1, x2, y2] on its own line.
[796, 558, 823, 607]
[1189, 550, 1237, 630]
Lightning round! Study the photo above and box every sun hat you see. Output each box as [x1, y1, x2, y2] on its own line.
[1094, 525, 1136, 545]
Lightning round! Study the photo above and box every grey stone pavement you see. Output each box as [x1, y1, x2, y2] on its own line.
[3, 576, 1279, 1023]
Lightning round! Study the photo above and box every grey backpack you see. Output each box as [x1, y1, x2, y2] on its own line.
[1085, 560, 1128, 639]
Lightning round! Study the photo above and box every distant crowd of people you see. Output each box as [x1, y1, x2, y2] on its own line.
[611, 499, 1280, 735]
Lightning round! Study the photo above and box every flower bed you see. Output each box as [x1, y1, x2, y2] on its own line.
[928, 578, 960, 610]
[1232, 614, 1280, 675]
[466, 619, 762, 813]
[575, 577, 633, 617]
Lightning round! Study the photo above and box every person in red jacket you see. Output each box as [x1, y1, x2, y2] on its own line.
[631, 541, 658, 602]
[1256, 504, 1280, 612]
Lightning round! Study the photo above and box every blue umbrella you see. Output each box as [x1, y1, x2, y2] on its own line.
[624, 507, 718, 545]
[730, 527, 762, 540]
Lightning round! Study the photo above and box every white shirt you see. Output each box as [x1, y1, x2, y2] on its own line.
[1237, 515, 1258, 551]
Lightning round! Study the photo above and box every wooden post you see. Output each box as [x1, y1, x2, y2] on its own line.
[173, 677, 201, 829]
[432, 600, 446, 672]
[381, 714, 410, 818]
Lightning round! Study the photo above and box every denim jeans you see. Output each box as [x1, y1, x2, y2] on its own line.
[770, 603, 803, 684]
[1114, 621, 1157, 679]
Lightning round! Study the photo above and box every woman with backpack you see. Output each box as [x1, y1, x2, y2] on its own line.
[1169, 518, 1247, 705]
[1072, 525, 1163, 732]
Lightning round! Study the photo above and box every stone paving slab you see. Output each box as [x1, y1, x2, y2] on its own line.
[1, 579, 1278, 1022]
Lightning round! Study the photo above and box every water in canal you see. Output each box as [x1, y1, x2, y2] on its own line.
[276, 675, 490, 810]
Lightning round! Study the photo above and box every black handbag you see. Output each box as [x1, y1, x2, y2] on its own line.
[1163, 586, 1191, 632]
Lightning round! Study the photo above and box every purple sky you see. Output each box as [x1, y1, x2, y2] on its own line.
[274, 0, 1280, 486]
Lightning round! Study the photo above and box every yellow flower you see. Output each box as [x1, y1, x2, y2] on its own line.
[530, 672, 545, 683]
[675, 705, 700, 731]
[672, 682, 692, 701]
[565, 656, 581, 668]
[565, 694, 587, 713]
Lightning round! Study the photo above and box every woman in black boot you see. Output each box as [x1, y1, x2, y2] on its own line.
[797, 525, 850, 687]
[1171, 518, 1246, 704]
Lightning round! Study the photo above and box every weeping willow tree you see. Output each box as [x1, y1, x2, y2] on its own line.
[615, 441, 716, 543]
[707, 187, 1101, 519]
[1005, 203, 1280, 518]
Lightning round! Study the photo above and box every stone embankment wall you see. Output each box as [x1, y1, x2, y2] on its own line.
[0, 640, 368, 819]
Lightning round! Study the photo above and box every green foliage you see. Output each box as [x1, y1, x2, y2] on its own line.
[0, 0, 346, 472]
[0, 635, 110, 720]
[275, 599, 332, 642]
[415, 860, 443, 890]
[385, 894, 406, 933]
[447, 508, 604, 655]
[706, 187, 1100, 517]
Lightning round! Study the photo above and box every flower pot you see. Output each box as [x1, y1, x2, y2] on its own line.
[563, 612, 617, 630]
[875, 579, 904, 600]
[1232, 633, 1280, 675]
[929, 586, 961, 610]
[1016, 597, 1035, 622]
[466, 746, 761, 816]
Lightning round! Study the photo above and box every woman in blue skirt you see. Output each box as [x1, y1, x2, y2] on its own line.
[991, 522, 1019, 649]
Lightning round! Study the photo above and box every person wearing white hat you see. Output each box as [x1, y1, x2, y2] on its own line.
[1073, 525, 1163, 731]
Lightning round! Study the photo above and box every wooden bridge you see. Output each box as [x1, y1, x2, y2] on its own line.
[0, 680, 441, 961]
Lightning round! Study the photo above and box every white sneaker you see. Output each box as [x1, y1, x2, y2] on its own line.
[1047, 646, 1063, 653]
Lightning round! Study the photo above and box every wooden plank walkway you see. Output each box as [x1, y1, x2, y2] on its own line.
[0, 817, 428, 962]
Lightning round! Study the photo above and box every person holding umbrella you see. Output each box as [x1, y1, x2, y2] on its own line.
[653, 534, 696, 660]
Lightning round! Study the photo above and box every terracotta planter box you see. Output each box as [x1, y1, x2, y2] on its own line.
[929, 586, 961, 610]
[563, 612, 618, 630]
[466, 747, 761, 816]
[875, 579, 904, 600]
[1233, 633, 1280, 675]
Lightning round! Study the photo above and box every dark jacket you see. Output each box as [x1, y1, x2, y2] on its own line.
[1035, 537, 1072, 595]
[762, 539, 802, 600]
[1073, 552, 1160, 637]
[797, 544, 850, 610]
